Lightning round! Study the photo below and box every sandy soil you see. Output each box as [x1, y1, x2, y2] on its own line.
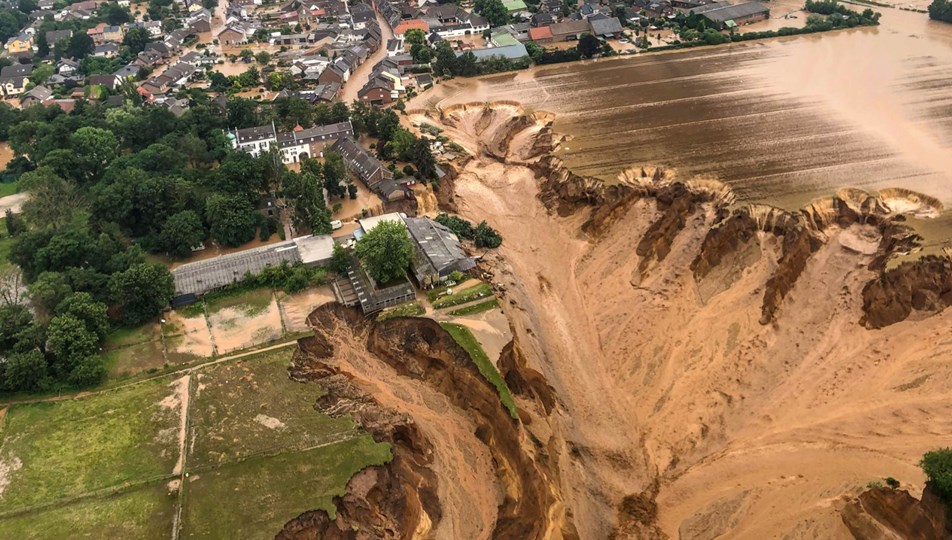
[0, 193, 28, 215]
[277, 286, 336, 333]
[412, 102, 952, 538]
[436, 307, 512, 367]
[164, 311, 215, 360]
[161, 375, 191, 476]
[316, 315, 502, 539]
[208, 295, 284, 355]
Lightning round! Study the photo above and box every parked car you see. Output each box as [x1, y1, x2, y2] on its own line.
[331, 220, 343, 230]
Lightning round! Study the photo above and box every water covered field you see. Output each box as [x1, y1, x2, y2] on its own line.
[418, 8, 952, 256]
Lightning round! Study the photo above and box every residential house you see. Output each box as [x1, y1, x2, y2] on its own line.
[588, 15, 624, 37]
[86, 22, 106, 43]
[549, 19, 591, 40]
[0, 64, 32, 97]
[187, 9, 213, 33]
[528, 25, 555, 44]
[228, 120, 355, 163]
[139, 62, 197, 96]
[101, 25, 124, 43]
[530, 12, 556, 27]
[20, 85, 52, 107]
[44, 29, 72, 48]
[89, 73, 120, 89]
[504, 0, 528, 13]
[394, 18, 429, 36]
[458, 43, 528, 60]
[218, 24, 250, 46]
[386, 38, 403, 56]
[56, 58, 80, 76]
[332, 136, 393, 191]
[5, 33, 34, 54]
[94, 43, 120, 57]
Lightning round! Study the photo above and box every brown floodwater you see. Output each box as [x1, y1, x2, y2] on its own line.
[418, 8, 952, 256]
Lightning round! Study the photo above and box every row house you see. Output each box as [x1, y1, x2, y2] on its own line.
[228, 120, 355, 163]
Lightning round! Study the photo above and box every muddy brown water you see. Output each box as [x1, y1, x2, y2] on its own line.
[423, 9, 952, 253]
[439, 15, 952, 204]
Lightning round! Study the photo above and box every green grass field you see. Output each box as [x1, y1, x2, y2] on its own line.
[0, 484, 175, 540]
[377, 301, 425, 321]
[431, 283, 493, 310]
[439, 323, 518, 419]
[182, 437, 391, 539]
[0, 344, 391, 538]
[188, 349, 359, 468]
[0, 181, 17, 198]
[448, 299, 500, 317]
[0, 378, 182, 511]
[204, 287, 274, 317]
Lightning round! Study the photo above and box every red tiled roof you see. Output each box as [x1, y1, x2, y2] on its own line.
[528, 26, 553, 40]
[394, 19, 429, 34]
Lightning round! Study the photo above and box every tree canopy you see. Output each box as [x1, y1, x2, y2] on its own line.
[354, 220, 413, 284]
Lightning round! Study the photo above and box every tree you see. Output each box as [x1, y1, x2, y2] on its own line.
[474, 0, 509, 26]
[347, 183, 358, 199]
[31, 63, 53, 85]
[71, 126, 119, 183]
[404, 28, 426, 46]
[0, 303, 33, 351]
[322, 150, 347, 198]
[28, 271, 72, 316]
[57, 292, 109, 340]
[330, 242, 350, 274]
[410, 42, 432, 64]
[122, 27, 151, 54]
[411, 137, 437, 180]
[255, 50, 271, 64]
[354, 220, 412, 284]
[577, 33, 600, 58]
[433, 41, 458, 77]
[386, 128, 417, 161]
[0, 267, 25, 306]
[65, 32, 94, 60]
[3, 350, 48, 392]
[922, 448, 952, 501]
[99, 2, 131, 24]
[206, 193, 257, 247]
[929, 0, 952, 22]
[46, 314, 98, 375]
[109, 263, 174, 326]
[161, 210, 206, 259]
[474, 220, 503, 248]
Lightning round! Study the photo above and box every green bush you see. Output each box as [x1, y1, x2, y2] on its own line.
[921, 448, 952, 500]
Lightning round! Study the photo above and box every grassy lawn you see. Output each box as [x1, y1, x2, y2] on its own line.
[188, 349, 359, 468]
[448, 299, 500, 317]
[439, 323, 517, 419]
[104, 325, 161, 350]
[0, 377, 182, 511]
[0, 181, 16, 198]
[182, 436, 391, 539]
[431, 283, 493, 310]
[0, 483, 175, 540]
[204, 287, 274, 317]
[101, 339, 167, 381]
[377, 301, 425, 321]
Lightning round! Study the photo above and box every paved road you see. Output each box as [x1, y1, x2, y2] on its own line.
[340, 10, 394, 104]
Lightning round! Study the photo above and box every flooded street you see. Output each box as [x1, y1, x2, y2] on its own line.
[418, 9, 952, 225]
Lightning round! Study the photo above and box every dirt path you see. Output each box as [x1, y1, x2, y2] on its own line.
[340, 10, 393, 104]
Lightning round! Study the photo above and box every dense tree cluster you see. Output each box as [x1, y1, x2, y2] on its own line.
[350, 103, 438, 181]
[929, 0, 952, 22]
[473, 0, 510, 27]
[431, 41, 531, 78]
[0, 94, 342, 394]
[435, 214, 503, 248]
[354, 220, 413, 284]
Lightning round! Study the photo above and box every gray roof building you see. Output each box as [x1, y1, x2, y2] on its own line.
[588, 15, 624, 36]
[459, 43, 529, 60]
[404, 217, 475, 288]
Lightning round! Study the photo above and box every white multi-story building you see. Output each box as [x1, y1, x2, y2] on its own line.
[227, 120, 356, 164]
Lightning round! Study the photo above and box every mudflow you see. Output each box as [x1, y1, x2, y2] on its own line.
[279, 102, 952, 540]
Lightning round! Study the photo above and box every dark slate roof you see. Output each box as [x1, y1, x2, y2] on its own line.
[589, 16, 623, 35]
[689, 1, 768, 22]
[404, 217, 475, 281]
[235, 123, 276, 143]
